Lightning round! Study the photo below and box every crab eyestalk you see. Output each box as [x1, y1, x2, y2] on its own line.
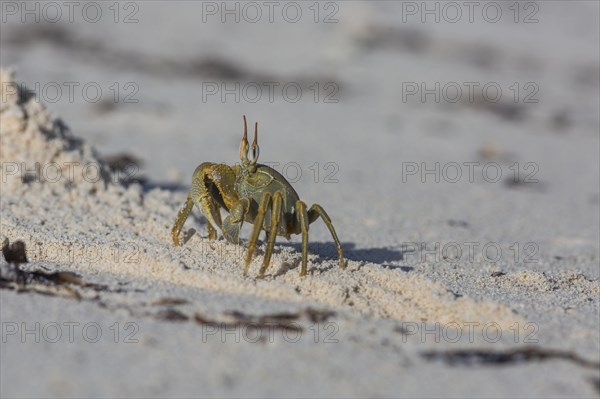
[250, 122, 260, 164]
[240, 115, 250, 163]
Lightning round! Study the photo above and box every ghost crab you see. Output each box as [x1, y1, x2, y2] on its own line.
[172, 116, 345, 277]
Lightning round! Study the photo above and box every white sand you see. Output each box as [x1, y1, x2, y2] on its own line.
[1, 2, 599, 397]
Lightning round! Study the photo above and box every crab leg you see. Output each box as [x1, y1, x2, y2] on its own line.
[205, 205, 221, 240]
[172, 194, 194, 246]
[244, 191, 271, 276]
[259, 191, 284, 277]
[308, 204, 346, 270]
[296, 200, 310, 276]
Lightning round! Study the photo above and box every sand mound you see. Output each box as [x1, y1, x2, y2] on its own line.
[0, 69, 111, 192]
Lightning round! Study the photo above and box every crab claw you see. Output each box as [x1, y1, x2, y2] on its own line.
[221, 198, 250, 245]
[190, 162, 238, 231]
[222, 215, 242, 244]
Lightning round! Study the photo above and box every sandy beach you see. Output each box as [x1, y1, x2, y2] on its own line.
[1, 1, 599, 397]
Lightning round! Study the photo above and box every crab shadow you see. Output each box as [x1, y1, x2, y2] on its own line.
[179, 227, 412, 274]
[277, 241, 414, 273]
